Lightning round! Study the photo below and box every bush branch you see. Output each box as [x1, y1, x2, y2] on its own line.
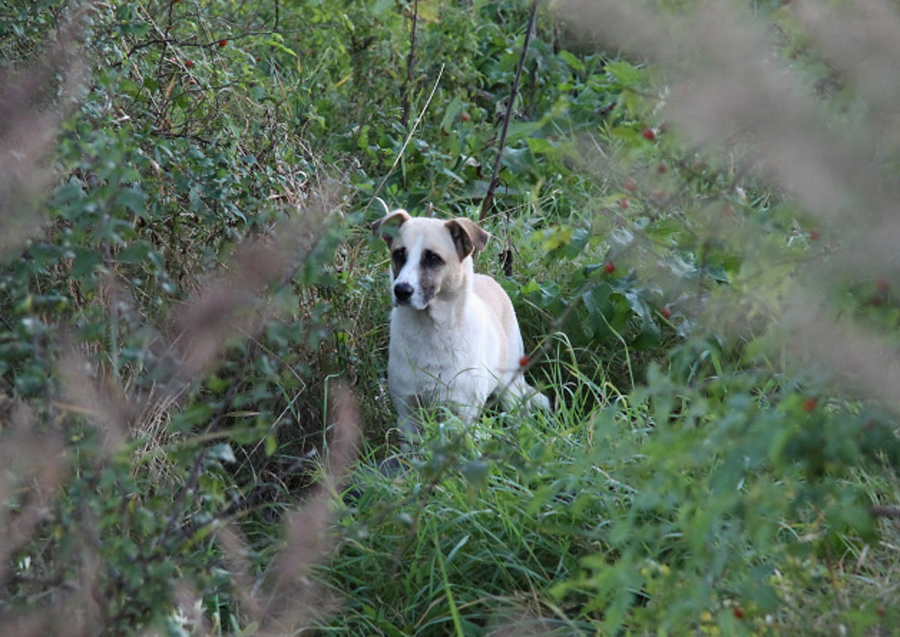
[479, 0, 539, 221]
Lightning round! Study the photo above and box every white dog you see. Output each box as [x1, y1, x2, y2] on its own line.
[373, 210, 550, 436]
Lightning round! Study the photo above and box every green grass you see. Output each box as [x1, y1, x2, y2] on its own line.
[303, 340, 900, 635]
[317, 350, 612, 634]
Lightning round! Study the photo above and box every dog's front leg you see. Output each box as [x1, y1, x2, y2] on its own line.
[453, 402, 481, 425]
[393, 394, 423, 448]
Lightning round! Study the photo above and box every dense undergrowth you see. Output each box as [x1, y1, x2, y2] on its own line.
[2, 0, 900, 635]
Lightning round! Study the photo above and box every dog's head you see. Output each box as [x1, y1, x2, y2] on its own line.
[373, 210, 490, 310]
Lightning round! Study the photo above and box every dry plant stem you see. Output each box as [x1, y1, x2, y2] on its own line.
[252, 384, 360, 634]
[156, 214, 327, 543]
[400, 0, 419, 130]
[479, 0, 540, 222]
[370, 63, 445, 205]
[871, 506, 900, 519]
[0, 3, 90, 255]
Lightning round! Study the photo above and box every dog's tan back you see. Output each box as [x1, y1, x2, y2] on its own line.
[473, 273, 514, 372]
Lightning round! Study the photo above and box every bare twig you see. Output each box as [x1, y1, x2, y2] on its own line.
[480, 0, 540, 221]
[400, 0, 419, 130]
[871, 506, 900, 520]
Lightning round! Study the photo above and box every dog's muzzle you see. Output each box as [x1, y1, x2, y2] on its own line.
[393, 282, 414, 304]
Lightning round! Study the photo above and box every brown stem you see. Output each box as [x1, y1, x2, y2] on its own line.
[400, 0, 419, 130]
[871, 506, 900, 519]
[479, 0, 539, 221]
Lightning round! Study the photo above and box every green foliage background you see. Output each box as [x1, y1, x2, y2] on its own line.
[1, 0, 900, 635]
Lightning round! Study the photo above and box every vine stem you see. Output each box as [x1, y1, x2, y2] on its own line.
[479, 0, 540, 222]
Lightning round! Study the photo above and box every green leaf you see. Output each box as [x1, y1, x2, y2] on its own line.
[116, 241, 152, 265]
[605, 60, 645, 86]
[559, 50, 586, 73]
[71, 249, 103, 277]
[460, 459, 489, 486]
[117, 186, 148, 216]
[440, 95, 464, 133]
[207, 443, 236, 464]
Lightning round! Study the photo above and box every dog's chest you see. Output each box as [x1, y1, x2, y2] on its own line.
[390, 310, 475, 371]
[388, 303, 499, 394]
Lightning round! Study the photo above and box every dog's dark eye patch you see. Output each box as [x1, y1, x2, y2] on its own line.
[422, 250, 444, 268]
[391, 247, 407, 266]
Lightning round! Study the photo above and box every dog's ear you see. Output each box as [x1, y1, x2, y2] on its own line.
[372, 209, 411, 246]
[445, 218, 490, 260]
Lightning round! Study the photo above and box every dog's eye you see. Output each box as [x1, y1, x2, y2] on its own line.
[391, 247, 406, 265]
[422, 250, 444, 267]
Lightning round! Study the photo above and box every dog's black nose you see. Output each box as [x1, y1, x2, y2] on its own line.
[394, 282, 414, 302]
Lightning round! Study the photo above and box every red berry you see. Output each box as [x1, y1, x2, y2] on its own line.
[733, 606, 744, 619]
[623, 178, 636, 192]
[621, 198, 629, 209]
[604, 261, 616, 274]
[219, 39, 228, 47]
[809, 229, 820, 240]
[184, 59, 194, 68]
[803, 398, 817, 412]
[518, 355, 530, 368]
[642, 127, 656, 141]
[660, 306, 672, 319]
[656, 162, 667, 174]
[460, 112, 471, 122]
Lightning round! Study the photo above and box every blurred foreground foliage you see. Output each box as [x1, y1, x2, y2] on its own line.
[1, 0, 900, 634]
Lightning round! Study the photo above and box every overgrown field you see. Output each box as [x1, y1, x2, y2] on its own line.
[2, 0, 900, 634]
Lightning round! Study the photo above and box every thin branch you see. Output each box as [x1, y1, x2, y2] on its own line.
[400, 0, 419, 130]
[871, 506, 900, 520]
[479, 0, 540, 221]
[124, 31, 278, 59]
